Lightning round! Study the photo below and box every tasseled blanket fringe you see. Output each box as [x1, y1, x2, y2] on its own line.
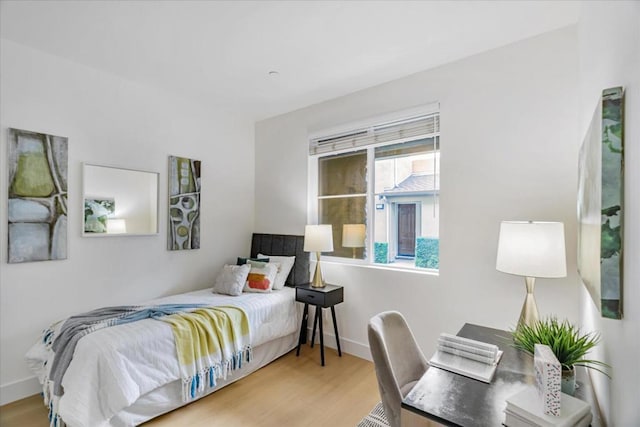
[48, 401, 64, 427]
[42, 329, 63, 426]
[46, 388, 65, 427]
[181, 346, 252, 402]
[43, 328, 55, 347]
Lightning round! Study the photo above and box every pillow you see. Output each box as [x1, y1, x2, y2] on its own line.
[212, 264, 251, 296]
[243, 260, 278, 293]
[237, 256, 269, 266]
[258, 253, 295, 290]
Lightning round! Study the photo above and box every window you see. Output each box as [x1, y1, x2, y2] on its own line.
[309, 110, 440, 270]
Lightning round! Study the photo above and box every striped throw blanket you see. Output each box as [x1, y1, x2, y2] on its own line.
[160, 306, 252, 401]
[41, 303, 205, 427]
[47, 304, 206, 397]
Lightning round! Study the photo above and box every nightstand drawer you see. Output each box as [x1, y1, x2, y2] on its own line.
[296, 284, 343, 308]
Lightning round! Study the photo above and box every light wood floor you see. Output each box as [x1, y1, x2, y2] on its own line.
[0, 349, 381, 427]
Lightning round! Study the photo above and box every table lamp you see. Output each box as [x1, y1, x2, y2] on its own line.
[342, 224, 365, 259]
[496, 221, 566, 329]
[304, 224, 334, 288]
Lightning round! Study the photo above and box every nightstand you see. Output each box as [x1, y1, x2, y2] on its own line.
[295, 283, 343, 366]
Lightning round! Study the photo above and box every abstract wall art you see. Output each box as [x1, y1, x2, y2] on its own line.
[577, 87, 624, 319]
[8, 128, 68, 263]
[168, 156, 201, 250]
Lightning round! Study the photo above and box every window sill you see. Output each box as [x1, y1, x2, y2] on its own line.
[320, 256, 439, 276]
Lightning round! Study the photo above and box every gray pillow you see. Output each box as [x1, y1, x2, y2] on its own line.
[212, 264, 251, 296]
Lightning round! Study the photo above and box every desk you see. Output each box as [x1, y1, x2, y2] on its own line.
[401, 324, 602, 427]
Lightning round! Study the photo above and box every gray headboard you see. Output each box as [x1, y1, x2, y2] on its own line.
[250, 233, 309, 287]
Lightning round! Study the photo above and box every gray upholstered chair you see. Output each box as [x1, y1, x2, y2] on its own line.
[368, 311, 429, 427]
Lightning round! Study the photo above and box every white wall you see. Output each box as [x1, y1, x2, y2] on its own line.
[0, 39, 256, 404]
[256, 27, 581, 360]
[577, 2, 640, 425]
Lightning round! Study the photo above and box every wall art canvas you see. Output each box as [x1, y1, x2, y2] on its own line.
[84, 198, 115, 233]
[168, 156, 201, 250]
[8, 128, 68, 263]
[577, 87, 624, 319]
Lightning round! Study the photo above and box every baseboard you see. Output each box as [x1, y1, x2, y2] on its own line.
[338, 336, 372, 361]
[0, 376, 41, 406]
[306, 326, 372, 362]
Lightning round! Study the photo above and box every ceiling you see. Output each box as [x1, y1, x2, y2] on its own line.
[0, 1, 580, 121]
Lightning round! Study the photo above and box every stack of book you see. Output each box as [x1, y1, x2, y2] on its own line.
[428, 333, 503, 383]
[504, 387, 592, 427]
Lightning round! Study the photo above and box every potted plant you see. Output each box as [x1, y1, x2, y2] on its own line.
[511, 317, 610, 395]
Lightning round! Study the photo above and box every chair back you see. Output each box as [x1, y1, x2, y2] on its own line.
[368, 311, 428, 427]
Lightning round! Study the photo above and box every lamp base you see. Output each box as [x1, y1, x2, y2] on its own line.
[517, 276, 539, 328]
[311, 251, 326, 288]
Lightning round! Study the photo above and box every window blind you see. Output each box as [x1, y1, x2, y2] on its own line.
[374, 137, 438, 160]
[309, 113, 439, 156]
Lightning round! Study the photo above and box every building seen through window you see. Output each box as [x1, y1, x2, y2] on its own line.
[312, 112, 439, 270]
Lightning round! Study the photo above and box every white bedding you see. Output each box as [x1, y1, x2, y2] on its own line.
[26, 287, 299, 427]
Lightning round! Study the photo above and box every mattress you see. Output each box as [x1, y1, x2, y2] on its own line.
[26, 287, 299, 427]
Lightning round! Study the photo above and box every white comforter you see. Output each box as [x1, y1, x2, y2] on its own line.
[26, 287, 298, 427]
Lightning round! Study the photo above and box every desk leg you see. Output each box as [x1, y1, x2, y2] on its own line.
[319, 307, 325, 366]
[311, 306, 319, 348]
[331, 306, 342, 357]
[296, 303, 309, 356]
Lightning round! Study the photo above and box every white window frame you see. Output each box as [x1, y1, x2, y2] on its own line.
[307, 103, 440, 272]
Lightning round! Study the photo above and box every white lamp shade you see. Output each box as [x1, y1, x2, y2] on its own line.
[496, 221, 566, 278]
[304, 224, 334, 252]
[107, 218, 127, 234]
[342, 224, 365, 248]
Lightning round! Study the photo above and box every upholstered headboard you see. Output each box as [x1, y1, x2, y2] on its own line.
[250, 233, 309, 287]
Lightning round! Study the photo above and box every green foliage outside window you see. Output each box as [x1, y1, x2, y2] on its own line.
[374, 242, 388, 264]
[415, 237, 439, 269]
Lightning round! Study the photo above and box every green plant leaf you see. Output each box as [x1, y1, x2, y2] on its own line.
[511, 317, 611, 378]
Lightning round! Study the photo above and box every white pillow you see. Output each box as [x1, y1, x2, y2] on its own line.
[258, 253, 296, 290]
[243, 260, 278, 293]
[212, 264, 250, 296]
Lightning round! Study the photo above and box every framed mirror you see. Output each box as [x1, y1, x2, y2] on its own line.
[82, 163, 159, 236]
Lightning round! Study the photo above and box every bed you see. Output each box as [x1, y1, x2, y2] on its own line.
[25, 233, 309, 427]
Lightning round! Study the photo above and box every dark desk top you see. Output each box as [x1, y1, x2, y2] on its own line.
[401, 323, 601, 427]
